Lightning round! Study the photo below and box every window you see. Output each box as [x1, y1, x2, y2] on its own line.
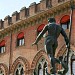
[71, 55, 75, 74]
[17, 38, 24, 46]
[43, 62, 47, 75]
[72, 60, 75, 75]
[17, 32, 24, 46]
[15, 64, 24, 75]
[0, 69, 4, 75]
[37, 62, 48, 75]
[38, 64, 43, 75]
[34, 58, 48, 75]
[61, 22, 70, 30]
[0, 46, 5, 53]
[60, 15, 70, 30]
[0, 40, 5, 54]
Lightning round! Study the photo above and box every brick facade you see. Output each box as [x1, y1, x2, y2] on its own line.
[0, 0, 75, 75]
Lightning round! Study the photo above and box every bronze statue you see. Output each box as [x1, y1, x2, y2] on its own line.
[57, 56, 68, 75]
[32, 17, 69, 75]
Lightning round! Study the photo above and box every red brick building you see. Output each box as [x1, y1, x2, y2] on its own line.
[0, 0, 75, 75]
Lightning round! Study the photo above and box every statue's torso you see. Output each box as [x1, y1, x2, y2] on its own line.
[47, 23, 62, 39]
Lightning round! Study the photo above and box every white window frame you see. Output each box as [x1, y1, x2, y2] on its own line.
[18, 38, 24, 46]
[0, 46, 5, 53]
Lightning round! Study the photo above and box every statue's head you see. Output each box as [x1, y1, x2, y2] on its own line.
[48, 17, 56, 23]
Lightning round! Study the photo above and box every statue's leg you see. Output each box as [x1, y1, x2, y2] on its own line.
[61, 61, 68, 74]
[52, 42, 58, 57]
[46, 43, 56, 75]
[55, 57, 68, 75]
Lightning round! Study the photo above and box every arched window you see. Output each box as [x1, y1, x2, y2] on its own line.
[17, 32, 24, 46]
[0, 69, 4, 75]
[16, 69, 19, 75]
[0, 40, 5, 53]
[15, 64, 24, 75]
[20, 68, 24, 75]
[34, 58, 48, 75]
[71, 55, 75, 75]
[43, 62, 47, 75]
[38, 64, 43, 75]
[72, 60, 75, 75]
[60, 15, 70, 30]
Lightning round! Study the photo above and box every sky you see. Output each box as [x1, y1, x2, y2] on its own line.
[0, 0, 40, 20]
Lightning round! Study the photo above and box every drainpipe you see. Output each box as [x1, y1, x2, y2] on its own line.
[9, 32, 13, 75]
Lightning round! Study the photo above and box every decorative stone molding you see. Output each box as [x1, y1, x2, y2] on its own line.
[57, 44, 75, 58]
[0, 63, 8, 75]
[31, 50, 50, 69]
[11, 56, 30, 74]
[0, 1, 71, 39]
[57, 44, 67, 57]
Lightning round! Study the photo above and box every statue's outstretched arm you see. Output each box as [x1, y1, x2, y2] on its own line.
[60, 28, 69, 46]
[32, 25, 48, 45]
